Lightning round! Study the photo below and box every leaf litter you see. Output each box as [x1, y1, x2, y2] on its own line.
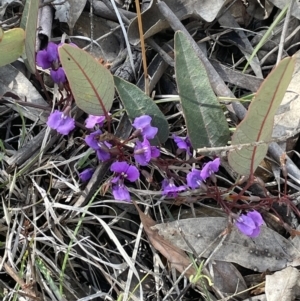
[1, 0, 300, 301]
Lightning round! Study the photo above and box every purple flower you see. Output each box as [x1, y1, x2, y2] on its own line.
[112, 183, 131, 202]
[47, 110, 75, 135]
[162, 179, 186, 197]
[134, 138, 160, 166]
[200, 158, 220, 180]
[235, 211, 264, 238]
[85, 130, 111, 161]
[79, 168, 94, 181]
[187, 169, 202, 189]
[110, 161, 139, 182]
[50, 67, 66, 84]
[96, 142, 111, 161]
[110, 161, 139, 202]
[173, 135, 192, 155]
[36, 42, 59, 69]
[85, 130, 102, 150]
[132, 115, 158, 140]
[85, 115, 105, 129]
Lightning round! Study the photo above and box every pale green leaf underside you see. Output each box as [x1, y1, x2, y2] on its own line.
[59, 44, 114, 116]
[174, 31, 230, 149]
[0, 28, 24, 68]
[228, 57, 295, 175]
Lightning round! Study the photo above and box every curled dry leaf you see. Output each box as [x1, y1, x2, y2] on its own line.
[132, 202, 196, 278]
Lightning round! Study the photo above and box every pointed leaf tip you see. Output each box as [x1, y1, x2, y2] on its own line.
[174, 31, 230, 149]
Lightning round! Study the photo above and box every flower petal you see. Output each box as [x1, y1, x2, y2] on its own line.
[96, 148, 111, 161]
[132, 115, 152, 129]
[85, 130, 102, 150]
[187, 169, 202, 189]
[46, 42, 59, 62]
[247, 211, 264, 226]
[79, 168, 94, 181]
[36, 49, 52, 69]
[47, 110, 62, 130]
[56, 115, 75, 135]
[126, 165, 140, 182]
[110, 161, 129, 173]
[142, 125, 158, 140]
[85, 115, 105, 129]
[112, 184, 131, 201]
[50, 67, 66, 84]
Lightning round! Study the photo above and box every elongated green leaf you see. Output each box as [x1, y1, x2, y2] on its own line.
[114, 76, 169, 144]
[20, 0, 39, 74]
[174, 31, 230, 148]
[0, 28, 24, 67]
[59, 44, 114, 115]
[228, 57, 296, 176]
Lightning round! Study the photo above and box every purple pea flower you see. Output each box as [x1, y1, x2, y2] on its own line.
[134, 138, 160, 166]
[132, 115, 158, 140]
[162, 179, 186, 198]
[85, 130, 102, 150]
[201, 158, 220, 181]
[96, 142, 111, 161]
[47, 110, 75, 135]
[79, 168, 94, 182]
[187, 169, 202, 189]
[173, 135, 192, 155]
[85, 130, 111, 161]
[50, 67, 66, 84]
[235, 211, 264, 238]
[110, 161, 140, 202]
[112, 183, 131, 201]
[36, 42, 59, 69]
[85, 115, 105, 129]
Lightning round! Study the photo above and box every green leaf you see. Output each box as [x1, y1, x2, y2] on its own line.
[58, 44, 114, 116]
[0, 28, 24, 67]
[174, 31, 230, 148]
[114, 76, 169, 144]
[228, 57, 296, 176]
[20, 0, 39, 74]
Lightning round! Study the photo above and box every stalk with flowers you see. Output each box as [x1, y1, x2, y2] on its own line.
[35, 29, 299, 246]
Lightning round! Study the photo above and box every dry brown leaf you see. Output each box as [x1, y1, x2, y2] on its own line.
[128, 0, 225, 45]
[152, 217, 300, 272]
[266, 266, 300, 301]
[132, 202, 196, 278]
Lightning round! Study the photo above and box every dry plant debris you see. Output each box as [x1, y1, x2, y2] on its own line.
[1, 0, 300, 301]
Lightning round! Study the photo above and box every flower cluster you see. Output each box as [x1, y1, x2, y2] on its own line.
[235, 211, 264, 238]
[37, 42, 67, 85]
[186, 158, 220, 189]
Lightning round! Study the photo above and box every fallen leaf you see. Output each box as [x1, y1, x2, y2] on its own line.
[269, 0, 300, 20]
[128, 0, 226, 45]
[0, 64, 49, 123]
[152, 217, 300, 272]
[266, 266, 300, 301]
